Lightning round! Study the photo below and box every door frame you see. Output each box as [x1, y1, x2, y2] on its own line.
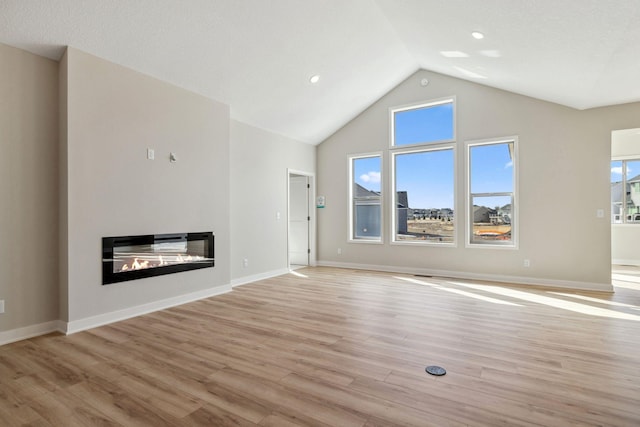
[287, 169, 316, 268]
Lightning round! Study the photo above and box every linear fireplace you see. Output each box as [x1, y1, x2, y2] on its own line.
[102, 232, 214, 285]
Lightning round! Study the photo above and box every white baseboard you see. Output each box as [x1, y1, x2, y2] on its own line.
[231, 268, 290, 288]
[3, 260, 613, 347]
[317, 260, 614, 292]
[62, 284, 232, 335]
[0, 320, 65, 346]
[2, 269, 295, 346]
[613, 259, 640, 267]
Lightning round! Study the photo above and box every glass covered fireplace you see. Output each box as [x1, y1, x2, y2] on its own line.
[102, 232, 214, 285]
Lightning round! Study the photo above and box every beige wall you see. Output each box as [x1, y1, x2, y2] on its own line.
[0, 43, 59, 331]
[230, 120, 315, 282]
[63, 48, 231, 323]
[317, 69, 640, 291]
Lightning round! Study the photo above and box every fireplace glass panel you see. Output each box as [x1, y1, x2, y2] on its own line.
[103, 232, 214, 284]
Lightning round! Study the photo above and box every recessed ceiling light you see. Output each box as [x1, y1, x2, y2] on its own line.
[471, 31, 484, 40]
[441, 51, 469, 58]
[309, 75, 320, 84]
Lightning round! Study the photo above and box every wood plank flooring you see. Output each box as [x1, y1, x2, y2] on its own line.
[1, 266, 640, 426]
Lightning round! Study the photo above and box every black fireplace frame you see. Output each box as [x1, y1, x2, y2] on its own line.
[102, 232, 214, 285]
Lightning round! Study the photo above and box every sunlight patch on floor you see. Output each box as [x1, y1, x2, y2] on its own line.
[447, 281, 640, 321]
[289, 270, 308, 278]
[611, 273, 640, 291]
[549, 292, 640, 309]
[396, 276, 522, 306]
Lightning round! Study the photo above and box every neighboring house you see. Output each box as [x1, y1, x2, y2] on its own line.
[629, 176, 640, 212]
[438, 208, 454, 220]
[611, 174, 640, 222]
[412, 209, 426, 219]
[413, 208, 441, 219]
[473, 205, 497, 223]
[495, 204, 512, 224]
[353, 183, 381, 238]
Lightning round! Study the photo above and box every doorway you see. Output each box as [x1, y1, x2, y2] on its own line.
[611, 128, 640, 267]
[288, 171, 313, 268]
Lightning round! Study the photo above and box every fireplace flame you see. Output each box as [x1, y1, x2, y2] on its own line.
[118, 254, 205, 272]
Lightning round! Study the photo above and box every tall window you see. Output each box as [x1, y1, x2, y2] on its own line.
[611, 159, 640, 223]
[467, 139, 516, 246]
[392, 98, 455, 146]
[390, 97, 456, 245]
[350, 154, 382, 241]
[392, 148, 455, 243]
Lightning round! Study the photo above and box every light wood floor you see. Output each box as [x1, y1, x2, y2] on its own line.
[2, 266, 640, 426]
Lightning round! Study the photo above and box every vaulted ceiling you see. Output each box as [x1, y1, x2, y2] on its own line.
[2, 0, 639, 144]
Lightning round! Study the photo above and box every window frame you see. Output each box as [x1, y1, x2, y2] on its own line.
[465, 137, 519, 249]
[348, 152, 384, 244]
[389, 96, 456, 148]
[390, 143, 457, 247]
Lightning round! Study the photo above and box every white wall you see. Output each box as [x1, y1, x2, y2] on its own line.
[611, 128, 640, 265]
[0, 43, 59, 334]
[230, 120, 315, 284]
[62, 48, 231, 326]
[317, 69, 640, 291]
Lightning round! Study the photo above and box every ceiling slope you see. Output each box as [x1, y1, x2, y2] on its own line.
[1, 0, 639, 144]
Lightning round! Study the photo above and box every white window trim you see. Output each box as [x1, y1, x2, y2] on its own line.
[348, 152, 384, 244]
[390, 144, 457, 247]
[389, 96, 457, 149]
[464, 136, 519, 250]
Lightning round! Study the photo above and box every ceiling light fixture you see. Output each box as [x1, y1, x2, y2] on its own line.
[471, 31, 484, 40]
[440, 51, 469, 58]
[309, 75, 320, 84]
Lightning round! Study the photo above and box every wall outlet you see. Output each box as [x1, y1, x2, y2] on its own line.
[242, 258, 249, 268]
[276, 211, 281, 220]
[596, 209, 604, 218]
[0, 300, 4, 314]
[523, 259, 531, 268]
[337, 248, 342, 255]
[147, 148, 154, 160]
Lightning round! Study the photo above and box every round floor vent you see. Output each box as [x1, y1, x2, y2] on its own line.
[425, 365, 446, 376]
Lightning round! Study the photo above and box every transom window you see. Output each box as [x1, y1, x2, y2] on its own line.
[391, 98, 455, 146]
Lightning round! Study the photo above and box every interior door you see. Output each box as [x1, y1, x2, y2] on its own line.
[289, 174, 309, 266]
